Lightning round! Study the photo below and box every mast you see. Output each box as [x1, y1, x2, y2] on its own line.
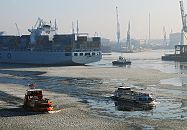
[72, 21, 75, 34]
[54, 19, 58, 34]
[116, 6, 120, 47]
[76, 20, 79, 36]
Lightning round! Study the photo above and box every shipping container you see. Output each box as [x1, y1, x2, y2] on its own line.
[92, 37, 101, 42]
[0, 36, 20, 48]
[53, 34, 75, 44]
[77, 36, 87, 42]
[20, 35, 30, 44]
[36, 35, 49, 44]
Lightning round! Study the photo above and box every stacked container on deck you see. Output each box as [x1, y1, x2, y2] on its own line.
[53, 34, 75, 51]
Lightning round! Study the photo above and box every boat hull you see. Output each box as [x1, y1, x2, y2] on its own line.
[162, 54, 187, 62]
[114, 99, 154, 111]
[112, 61, 131, 65]
[0, 50, 102, 65]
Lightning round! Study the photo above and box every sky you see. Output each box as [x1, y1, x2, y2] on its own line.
[0, 0, 186, 41]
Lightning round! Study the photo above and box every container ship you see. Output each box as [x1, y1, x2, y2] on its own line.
[0, 18, 102, 65]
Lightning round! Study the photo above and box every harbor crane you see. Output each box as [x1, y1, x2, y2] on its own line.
[116, 6, 121, 46]
[127, 21, 131, 50]
[163, 26, 167, 46]
[179, 1, 187, 44]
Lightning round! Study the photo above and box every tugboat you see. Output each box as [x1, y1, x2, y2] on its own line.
[112, 56, 131, 65]
[23, 84, 53, 112]
[112, 86, 155, 111]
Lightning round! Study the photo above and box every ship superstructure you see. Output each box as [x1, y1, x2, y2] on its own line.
[0, 18, 102, 65]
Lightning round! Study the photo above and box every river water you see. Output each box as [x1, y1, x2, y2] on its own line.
[0, 49, 187, 120]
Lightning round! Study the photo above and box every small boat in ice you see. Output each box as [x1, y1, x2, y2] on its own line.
[112, 86, 155, 111]
[112, 56, 131, 65]
[23, 84, 53, 112]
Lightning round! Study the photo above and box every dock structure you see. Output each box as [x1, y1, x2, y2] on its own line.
[175, 45, 187, 55]
[162, 45, 187, 61]
[161, 1, 187, 62]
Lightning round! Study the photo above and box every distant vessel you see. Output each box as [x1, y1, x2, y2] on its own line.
[112, 56, 131, 65]
[101, 45, 112, 53]
[101, 38, 112, 53]
[0, 18, 102, 65]
[0, 32, 4, 36]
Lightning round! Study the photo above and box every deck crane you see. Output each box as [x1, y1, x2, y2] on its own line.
[28, 18, 57, 44]
[179, 1, 187, 44]
[15, 23, 21, 36]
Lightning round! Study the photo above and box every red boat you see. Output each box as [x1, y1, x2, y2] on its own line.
[23, 85, 53, 112]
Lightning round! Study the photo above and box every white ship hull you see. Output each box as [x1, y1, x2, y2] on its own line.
[0, 50, 102, 65]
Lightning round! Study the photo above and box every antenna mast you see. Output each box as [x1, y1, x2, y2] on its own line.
[77, 20, 79, 36]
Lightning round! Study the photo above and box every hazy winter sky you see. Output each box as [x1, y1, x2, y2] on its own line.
[0, 0, 185, 40]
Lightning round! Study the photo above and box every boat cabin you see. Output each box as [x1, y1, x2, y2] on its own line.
[116, 87, 132, 94]
[26, 89, 43, 100]
[175, 45, 187, 55]
[117, 87, 131, 91]
[118, 56, 127, 61]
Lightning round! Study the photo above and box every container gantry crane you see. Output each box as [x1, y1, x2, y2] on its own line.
[179, 1, 187, 44]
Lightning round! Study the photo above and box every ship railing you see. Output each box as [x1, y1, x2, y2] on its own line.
[73, 48, 101, 52]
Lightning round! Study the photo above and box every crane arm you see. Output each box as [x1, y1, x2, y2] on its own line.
[180, 1, 187, 30]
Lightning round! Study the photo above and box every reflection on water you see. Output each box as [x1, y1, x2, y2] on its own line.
[141, 125, 155, 130]
[160, 77, 187, 87]
[114, 100, 154, 111]
[179, 63, 187, 73]
[112, 64, 131, 68]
